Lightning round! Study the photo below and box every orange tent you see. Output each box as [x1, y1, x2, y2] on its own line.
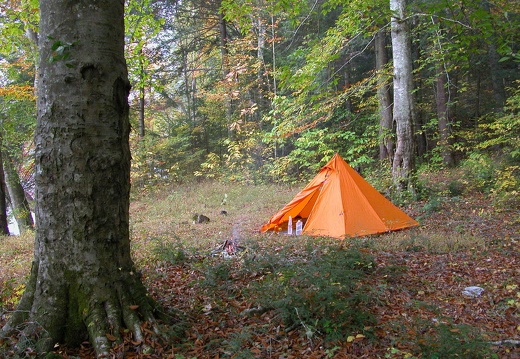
[260, 153, 418, 238]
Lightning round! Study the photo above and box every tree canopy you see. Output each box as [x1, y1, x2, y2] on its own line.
[1, 0, 518, 192]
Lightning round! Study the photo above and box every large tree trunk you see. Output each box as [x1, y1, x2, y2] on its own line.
[1, 1, 161, 356]
[390, 0, 416, 191]
[4, 154, 34, 233]
[375, 30, 394, 161]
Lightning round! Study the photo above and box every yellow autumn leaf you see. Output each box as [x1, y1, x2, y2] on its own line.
[347, 334, 365, 342]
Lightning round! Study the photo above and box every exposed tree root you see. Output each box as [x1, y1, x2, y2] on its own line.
[1, 266, 172, 358]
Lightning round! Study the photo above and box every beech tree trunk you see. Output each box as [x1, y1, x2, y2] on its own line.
[390, 0, 416, 190]
[375, 30, 394, 161]
[4, 154, 34, 233]
[1, 1, 160, 356]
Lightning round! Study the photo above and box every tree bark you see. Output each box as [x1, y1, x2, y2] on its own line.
[482, 1, 506, 110]
[1, 1, 161, 356]
[4, 154, 34, 233]
[219, 4, 234, 137]
[139, 49, 146, 138]
[390, 0, 416, 191]
[375, 30, 394, 161]
[0, 140, 10, 236]
[434, 64, 455, 167]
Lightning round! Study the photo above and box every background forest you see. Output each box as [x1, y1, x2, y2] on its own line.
[0, 0, 519, 232]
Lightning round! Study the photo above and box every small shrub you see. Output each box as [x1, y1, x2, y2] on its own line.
[460, 152, 496, 192]
[201, 260, 235, 288]
[422, 195, 443, 214]
[491, 165, 519, 208]
[152, 241, 189, 265]
[220, 328, 255, 359]
[0, 279, 25, 310]
[417, 323, 497, 359]
[251, 246, 376, 341]
[447, 180, 464, 197]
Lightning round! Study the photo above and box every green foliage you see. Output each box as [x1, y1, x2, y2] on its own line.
[220, 329, 255, 359]
[250, 246, 376, 341]
[416, 322, 497, 359]
[477, 82, 520, 159]
[260, 114, 379, 184]
[460, 153, 496, 193]
[125, 0, 166, 89]
[491, 165, 520, 208]
[260, 155, 301, 184]
[0, 278, 24, 310]
[459, 149, 519, 207]
[0, 322, 53, 359]
[152, 240, 189, 265]
[130, 133, 207, 188]
[289, 127, 375, 173]
[447, 180, 464, 197]
[363, 160, 394, 194]
[194, 152, 222, 180]
[202, 260, 234, 289]
[47, 37, 77, 67]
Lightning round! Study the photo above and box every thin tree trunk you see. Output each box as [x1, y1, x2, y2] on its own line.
[482, 1, 506, 110]
[0, 140, 10, 236]
[390, 0, 416, 191]
[434, 64, 455, 167]
[139, 49, 146, 137]
[412, 33, 427, 159]
[1, 1, 163, 356]
[219, 5, 234, 138]
[375, 30, 394, 161]
[4, 154, 34, 233]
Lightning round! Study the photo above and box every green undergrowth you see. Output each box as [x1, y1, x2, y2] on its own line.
[192, 237, 378, 343]
[246, 244, 377, 341]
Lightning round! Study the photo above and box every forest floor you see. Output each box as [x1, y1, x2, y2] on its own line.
[0, 176, 519, 358]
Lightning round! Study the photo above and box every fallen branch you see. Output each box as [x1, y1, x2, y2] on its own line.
[489, 339, 520, 347]
[240, 306, 273, 316]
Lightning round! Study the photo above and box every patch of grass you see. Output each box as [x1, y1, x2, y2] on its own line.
[0, 232, 33, 310]
[363, 231, 487, 254]
[130, 181, 299, 256]
[151, 238, 189, 265]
